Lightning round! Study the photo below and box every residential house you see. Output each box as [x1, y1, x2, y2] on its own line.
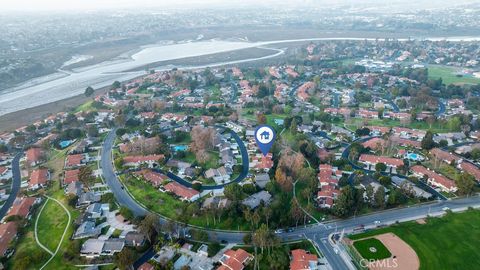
[65, 154, 88, 168]
[0, 222, 17, 258]
[163, 182, 200, 202]
[254, 173, 270, 189]
[218, 248, 253, 270]
[124, 232, 146, 247]
[26, 147, 44, 166]
[4, 197, 37, 221]
[123, 155, 164, 168]
[410, 165, 457, 193]
[358, 154, 404, 173]
[64, 169, 80, 185]
[73, 221, 101, 239]
[242, 191, 272, 209]
[29, 169, 50, 190]
[134, 170, 167, 187]
[290, 249, 319, 270]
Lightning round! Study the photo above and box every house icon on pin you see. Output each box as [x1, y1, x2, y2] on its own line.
[260, 130, 270, 140]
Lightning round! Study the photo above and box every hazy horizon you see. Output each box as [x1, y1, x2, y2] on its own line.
[2, 0, 478, 12]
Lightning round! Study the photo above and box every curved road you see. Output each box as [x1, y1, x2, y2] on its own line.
[101, 129, 480, 270]
[0, 153, 22, 220]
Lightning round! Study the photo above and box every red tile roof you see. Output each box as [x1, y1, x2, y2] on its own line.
[123, 154, 164, 164]
[138, 262, 154, 270]
[430, 148, 461, 164]
[26, 147, 43, 163]
[290, 249, 318, 270]
[164, 182, 199, 200]
[221, 248, 253, 270]
[411, 165, 456, 190]
[362, 138, 386, 150]
[459, 162, 480, 182]
[134, 170, 167, 187]
[6, 197, 36, 219]
[390, 136, 421, 148]
[66, 154, 84, 167]
[297, 82, 315, 101]
[0, 166, 7, 175]
[359, 154, 404, 167]
[29, 169, 49, 187]
[64, 169, 80, 185]
[0, 222, 17, 256]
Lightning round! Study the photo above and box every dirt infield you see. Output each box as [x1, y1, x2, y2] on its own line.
[369, 233, 420, 270]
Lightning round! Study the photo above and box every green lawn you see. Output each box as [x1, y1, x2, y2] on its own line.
[353, 238, 392, 260]
[428, 65, 480, 85]
[345, 118, 450, 133]
[349, 209, 480, 270]
[37, 199, 69, 252]
[122, 175, 251, 230]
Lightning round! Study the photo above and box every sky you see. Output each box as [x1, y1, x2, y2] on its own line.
[1, 0, 476, 12]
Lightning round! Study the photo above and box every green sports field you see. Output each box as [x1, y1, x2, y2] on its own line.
[353, 238, 392, 260]
[349, 209, 480, 270]
[428, 65, 480, 85]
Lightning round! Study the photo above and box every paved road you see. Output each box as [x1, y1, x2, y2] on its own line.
[102, 129, 480, 269]
[0, 153, 22, 220]
[436, 99, 446, 117]
[100, 129, 148, 217]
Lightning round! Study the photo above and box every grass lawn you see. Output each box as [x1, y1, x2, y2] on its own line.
[428, 65, 480, 85]
[294, 181, 327, 222]
[345, 118, 450, 133]
[348, 209, 480, 270]
[122, 175, 251, 230]
[37, 199, 69, 252]
[352, 238, 392, 260]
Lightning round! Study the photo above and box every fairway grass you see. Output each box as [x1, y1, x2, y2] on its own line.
[353, 238, 391, 260]
[349, 209, 480, 270]
[428, 65, 480, 85]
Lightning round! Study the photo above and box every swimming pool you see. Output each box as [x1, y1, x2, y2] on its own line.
[173, 145, 188, 152]
[406, 152, 424, 161]
[59, 140, 74, 148]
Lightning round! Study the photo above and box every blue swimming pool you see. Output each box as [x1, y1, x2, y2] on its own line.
[59, 140, 74, 148]
[173, 145, 188, 152]
[407, 152, 424, 161]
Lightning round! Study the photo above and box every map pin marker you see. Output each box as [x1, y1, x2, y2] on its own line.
[255, 125, 276, 156]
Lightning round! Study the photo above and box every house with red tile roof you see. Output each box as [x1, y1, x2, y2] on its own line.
[390, 136, 422, 149]
[410, 165, 457, 193]
[358, 154, 403, 173]
[64, 169, 80, 185]
[430, 148, 461, 164]
[318, 164, 339, 187]
[138, 262, 154, 270]
[285, 67, 299, 78]
[29, 169, 50, 190]
[290, 249, 319, 270]
[65, 154, 88, 168]
[134, 170, 167, 187]
[358, 109, 378, 119]
[392, 127, 426, 140]
[367, 126, 391, 135]
[4, 197, 37, 221]
[296, 82, 315, 102]
[26, 147, 44, 166]
[123, 154, 164, 168]
[251, 153, 274, 172]
[362, 137, 386, 150]
[458, 162, 480, 183]
[163, 182, 200, 202]
[0, 166, 8, 176]
[0, 222, 17, 258]
[317, 185, 339, 208]
[218, 248, 253, 270]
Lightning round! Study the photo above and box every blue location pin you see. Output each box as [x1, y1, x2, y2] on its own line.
[254, 125, 276, 156]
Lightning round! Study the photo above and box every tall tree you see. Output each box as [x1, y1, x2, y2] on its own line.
[456, 172, 475, 196]
[84, 86, 94, 97]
